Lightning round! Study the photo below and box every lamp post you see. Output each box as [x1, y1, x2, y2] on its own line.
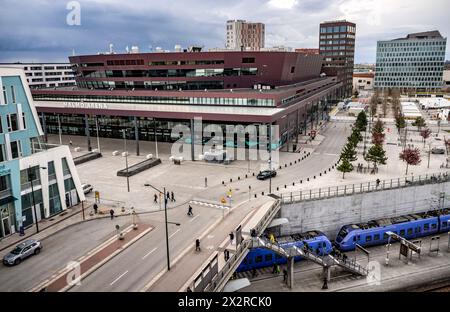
[144, 183, 179, 271]
[122, 129, 130, 193]
[28, 165, 47, 234]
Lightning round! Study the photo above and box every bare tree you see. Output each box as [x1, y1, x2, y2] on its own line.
[420, 128, 432, 147]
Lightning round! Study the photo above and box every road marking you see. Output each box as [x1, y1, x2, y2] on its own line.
[142, 247, 158, 260]
[189, 214, 200, 223]
[169, 229, 181, 239]
[207, 235, 214, 239]
[110, 270, 129, 286]
[324, 153, 339, 156]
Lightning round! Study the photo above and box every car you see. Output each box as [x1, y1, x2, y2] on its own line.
[3, 239, 42, 266]
[82, 183, 94, 194]
[257, 170, 277, 181]
[431, 147, 446, 155]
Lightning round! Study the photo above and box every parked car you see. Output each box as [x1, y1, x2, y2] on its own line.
[431, 147, 446, 155]
[82, 183, 94, 194]
[3, 239, 42, 266]
[257, 170, 277, 181]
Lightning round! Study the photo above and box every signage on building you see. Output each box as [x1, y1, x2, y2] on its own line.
[63, 102, 108, 110]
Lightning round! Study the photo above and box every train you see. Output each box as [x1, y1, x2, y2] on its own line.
[235, 209, 450, 272]
[335, 208, 450, 251]
[236, 231, 333, 273]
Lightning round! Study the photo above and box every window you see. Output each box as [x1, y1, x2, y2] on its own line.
[242, 57, 255, 64]
[10, 86, 16, 103]
[2, 86, 7, 104]
[22, 113, 26, 130]
[443, 221, 448, 228]
[365, 236, 372, 242]
[255, 255, 263, 263]
[275, 254, 282, 260]
[0, 144, 5, 162]
[290, 66, 295, 74]
[7, 114, 18, 132]
[383, 233, 389, 240]
[374, 234, 380, 241]
[400, 229, 406, 236]
[10, 141, 22, 159]
[431, 223, 437, 230]
[424, 223, 429, 231]
[407, 228, 413, 235]
[0, 117, 2, 133]
[264, 254, 273, 262]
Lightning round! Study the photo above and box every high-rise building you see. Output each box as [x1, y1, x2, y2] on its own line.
[226, 20, 265, 51]
[0, 63, 76, 89]
[0, 67, 84, 237]
[374, 31, 447, 91]
[319, 20, 356, 97]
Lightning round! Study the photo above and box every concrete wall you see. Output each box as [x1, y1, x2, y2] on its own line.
[280, 181, 450, 239]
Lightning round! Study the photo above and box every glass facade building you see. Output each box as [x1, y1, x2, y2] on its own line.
[375, 31, 447, 91]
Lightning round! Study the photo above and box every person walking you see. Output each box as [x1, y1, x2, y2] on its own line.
[187, 205, 193, 217]
[205, 177, 208, 188]
[195, 239, 201, 252]
[171, 191, 175, 202]
[154, 194, 158, 204]
[229, 232, 234, 245]
[283, 269, 288, 283]
[376, 178, 381, 188]
[93, 203, 98, 214]
[69, 138, 73, 147]
[109, 209, 114, 220]
[166, 191, 170, 202]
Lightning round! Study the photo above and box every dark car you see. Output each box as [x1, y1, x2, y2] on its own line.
[257, 170, 277, 181]
[3, 239, 42, 266]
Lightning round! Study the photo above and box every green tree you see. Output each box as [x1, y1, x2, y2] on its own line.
[340, 142, 358, 162]
[355, 111, 368, 132]
[348, 129, 363, 148]
[395, 114, 406, 134]
[337, 158, 354, 179]
[412, 116, 426, 131]
[365, 144, 388, 169]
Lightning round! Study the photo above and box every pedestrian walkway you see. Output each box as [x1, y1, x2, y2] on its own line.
[0, 200, 133, 256]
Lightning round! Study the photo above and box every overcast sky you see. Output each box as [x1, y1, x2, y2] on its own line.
[0, 0, 449, 64]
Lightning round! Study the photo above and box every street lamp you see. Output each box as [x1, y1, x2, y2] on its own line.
[122, 129, 130, 193]
[28, 165, 47, 233]
[144, 183, 179, 271]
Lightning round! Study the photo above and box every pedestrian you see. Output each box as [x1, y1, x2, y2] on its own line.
[109, 209, 114, 220]
[154, 194, 158, 204]
[276, 265, 281, 275]
[205, 177, 208, 188]
[69, 138, 73, 147]
[166, 191, 170, 201]
[171, 191, 175, 202]
[93, 203, 98, 214]
[272, 264, 277, 274]
[376, 178, 381, 188]
[224, 249, 229, 261]
[195, 239, 201, 252]
[283, 269, 288, 282]
[252, 268, 257, 278]
[187, 205, 193, 216]
[229, 232, 234, 244]
[186, 287, 192, 292]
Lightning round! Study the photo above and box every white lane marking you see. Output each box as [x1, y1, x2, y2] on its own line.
[169, 229, 181, 239]
[189, 215, 200, 223]
[110, 270, 129, 286]
[207, 235, 214, 239]
[142, 247, 158, 260]
[324, 153, 339, 156]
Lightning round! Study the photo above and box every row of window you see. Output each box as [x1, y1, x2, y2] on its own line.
[320, 25, 356, 34]
[376, 77, 443, 82]
[360, 223, 445, 243]
[0, 140, 23, 162]
[375, 82, 443, 87]
[320, 34, 355, 40]
[81, 67, 258, 78]
[2, 85, 16, 104]
[378, 40, 446, 48]
[77, 80, 226, 91]
[0, 113, 27, 134]
[320, 40, 355, 45]
[378, 52, 445, 57]
[377, 59, 444, 64]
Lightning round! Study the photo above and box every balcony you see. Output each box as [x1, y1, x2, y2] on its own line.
[0, 188, 12, 199]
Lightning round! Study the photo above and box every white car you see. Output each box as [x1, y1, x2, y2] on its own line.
[82, 184, 94, 194]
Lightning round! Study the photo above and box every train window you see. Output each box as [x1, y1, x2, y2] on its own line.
[365, 236, 372, 242]
[383, 233, 389, 240]
[265, 254, 273, 262]
[374, 234, 380, 241]
[424, 224, 429, 231]
[353, 236, 356, 242]
[255, 256, 263, 263]
[275, 255, 282, 260]
[407, 229, 413, 235]
[322, 242, 326, 248]
[431, 223, 437, 229]
[415, 227, 421, 233]
[400, 230, 405, 236]
[443, 222, 448, 228]
[243, 258, 247, 264]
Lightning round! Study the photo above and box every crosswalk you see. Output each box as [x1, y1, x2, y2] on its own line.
[189, 200, 229, 210]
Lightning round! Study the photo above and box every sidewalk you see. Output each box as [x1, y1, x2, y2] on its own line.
[0, 199, 134, 255]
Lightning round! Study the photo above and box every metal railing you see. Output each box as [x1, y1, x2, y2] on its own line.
[280, 172, 450, 204]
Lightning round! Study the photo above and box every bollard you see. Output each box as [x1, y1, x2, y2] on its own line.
[300, 180, 303, 184]
[262, 192, 265, 196]
[290, 162, 292, 166]
[320, 173, 322, 177]
[285, 164, 287, 168]
[329, 168, 331, 172]
[230, 178, 233, 182]
[285, 185, 287, 189]
[324, 171, 327, 175]
[252, 173, 255, 177]
[279, 166, 282, 170]
[314, 176, 316, 179]
[238, 177, 240, 180]
[222, 181, 225, 185]
[295, 161, 297, 164]
[245, 174, 248, 179]
[255, 194, 257, 198]
[277, 187, 279, 191]
[307, 178, 310, 182]
[292, 182, 295, 186]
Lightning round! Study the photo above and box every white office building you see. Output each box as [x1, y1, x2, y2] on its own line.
[0, 63, 76, 89]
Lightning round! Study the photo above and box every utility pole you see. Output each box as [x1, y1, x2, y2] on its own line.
[123, 129, 130, 192]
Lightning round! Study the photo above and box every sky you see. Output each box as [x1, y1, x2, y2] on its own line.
[0, 0, 449, 64]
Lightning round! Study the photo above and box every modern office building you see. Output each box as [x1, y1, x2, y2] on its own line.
[226, 20, 265, 51]
[374, 31, 447, 91]
[30, 51, 344, 155]
[319, 20, 356, 98]
[0, 63, 76, 89]
[0, 67, 84, 238]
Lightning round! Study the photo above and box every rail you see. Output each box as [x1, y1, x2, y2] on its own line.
[280, 172, 450, 204]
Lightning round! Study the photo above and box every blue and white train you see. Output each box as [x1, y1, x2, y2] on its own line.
[335, 209, 450, 251]
[236, 231, 333, 272]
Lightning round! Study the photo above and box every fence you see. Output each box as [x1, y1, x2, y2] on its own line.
[280, 172, 450, 204]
